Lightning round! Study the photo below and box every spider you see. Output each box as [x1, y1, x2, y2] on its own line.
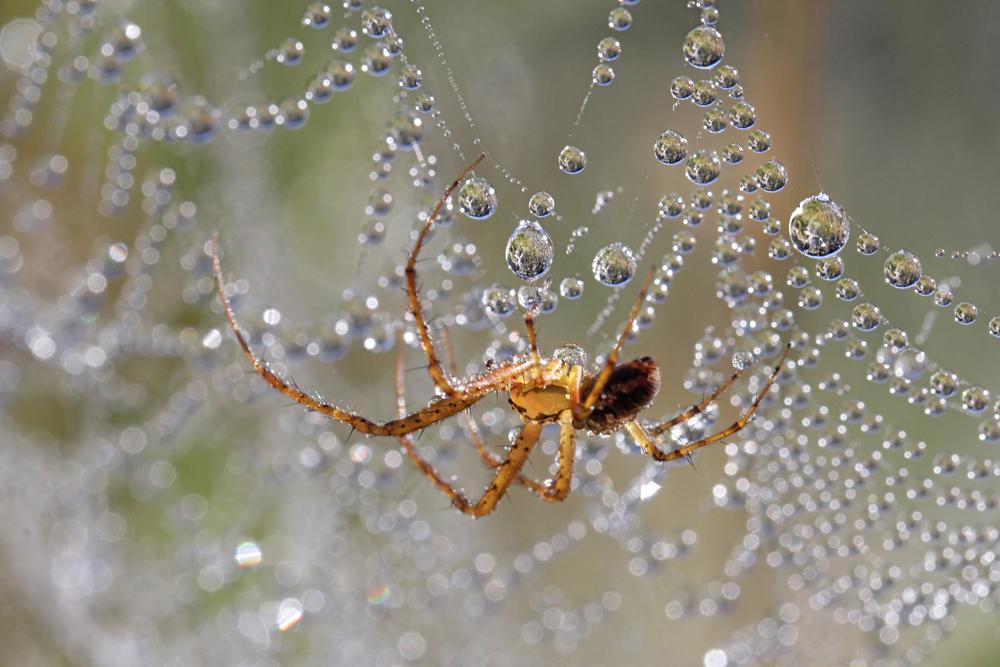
[211, 153, 790, 517]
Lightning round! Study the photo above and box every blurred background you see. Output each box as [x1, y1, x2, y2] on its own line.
[1, 1, 998, 665]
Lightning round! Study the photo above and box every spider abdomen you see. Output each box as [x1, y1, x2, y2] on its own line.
[581, 357, 661, 433]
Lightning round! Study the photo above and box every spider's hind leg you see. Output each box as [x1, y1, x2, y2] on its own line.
[630, 343, 791, 463]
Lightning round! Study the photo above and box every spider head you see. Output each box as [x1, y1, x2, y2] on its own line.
[581, 357, 661, 433]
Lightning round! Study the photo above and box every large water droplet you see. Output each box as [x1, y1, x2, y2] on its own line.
[528, 191, 555, 218]
[788, 194, 850, 259]
[458, 177, 497, 220]
[653, 130, 688, 165]
[558, 145, 587, 174]
[505, 221, 553, 281]
[682, 26, 725, 69]
[685, 150, 721, 185]
[592, 242, 637, 286]
[883, 250, 922, 289]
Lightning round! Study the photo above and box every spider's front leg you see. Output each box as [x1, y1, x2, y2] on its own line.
[404, 153, 486, 398]
[211, 237, 482, 437]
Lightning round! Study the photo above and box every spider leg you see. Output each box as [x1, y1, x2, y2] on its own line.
[211, 237, 481, 437]
[429, 327, 551, 496]
[576, 268, 656, 420]
[458, 421, 543, 516]
[627, 343, 791, 462]
[405, 153, 486, 397]
[533, 410, 576, 502]
[523, 311, 544, 386]
[646, 368, 744, 436]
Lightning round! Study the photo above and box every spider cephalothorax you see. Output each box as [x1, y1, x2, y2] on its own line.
[212, 154, 789, 517]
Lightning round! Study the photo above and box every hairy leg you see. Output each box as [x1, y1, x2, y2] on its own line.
[404, 153, 486, 397]
[629, 343, 791, 462]
[212, 238, 481, 436]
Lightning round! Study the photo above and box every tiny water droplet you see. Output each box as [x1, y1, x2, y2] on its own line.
[559, 276, 584, 300]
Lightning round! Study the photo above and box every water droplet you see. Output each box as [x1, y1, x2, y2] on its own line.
[558, 145, 587, 174]
[653, 130, 688, 166]
[517, 284, 545, 311]
[914, 275, 937, 296]
[954, 302, 978, 325]
[505, 221, 553, 282]
[883, 250, 922, 289]
[703, 108, 727, 133]
[332, 27, 359, 52]
[714, 65, 739, 89]
[747, 129, 771, 152]
[685, 150, 721, 185]
[659, 193, 684, 218]
[482, 285, 515, 316]
[962, 386, 991, 413]
[302, 2, 332, 28]
[528, 191, 555, 218]
[683, 26, 725, 69]
[670, 76, 694, 100]
[856, 232, 880, 256]
[788, 194, 850, 259]
[799, 286, 823, 310]
[608, 7, 633, 31]
[816, 256, 844, 281]
[361, 7, 393, 38]
[933, 284, 954, 307]
[592, 242, 637, 286]
[691, 80, 718, 107]
[852, 302, 883, 332]
[597, 36, 622, 62]
[989, 315, 1000, 339]
[729, 101, 756, 129]
[560, 276, 584, 300]
[835, 277, 861, 301]
[458, 176, 497, 220]
[398, 63, 422, 90]
[554, 344, 588, 367]
[755, 159, 788, 192]
[732, 350, 755, 370]
[235, 541, 263, 568]
[361, 44, 391, 76]
[721, 143, 744, 164]
[592, 64, 615, 86]
[893, 348, 928, 380]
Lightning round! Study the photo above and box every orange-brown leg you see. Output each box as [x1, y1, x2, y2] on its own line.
[523, 311, 544, 386]
[212, 237, 482, 436]
[647, 369, 744, 437]
[405, 153, 486, 397]
[576, 268, 656, 419]
[628, 343, 790, 462]
[425, 327, 551, 496]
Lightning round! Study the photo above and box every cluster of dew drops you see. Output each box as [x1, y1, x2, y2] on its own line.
[1, 0, 1000, 666]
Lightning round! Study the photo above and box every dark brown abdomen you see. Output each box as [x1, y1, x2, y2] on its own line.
[581, 357, 661, 433]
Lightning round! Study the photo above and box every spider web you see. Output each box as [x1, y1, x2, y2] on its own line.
[0, 1, 998, 666]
